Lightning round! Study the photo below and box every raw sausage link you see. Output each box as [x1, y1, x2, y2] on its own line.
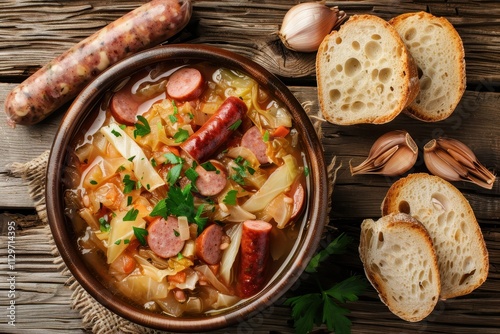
[180, 96, 247, 162]
[147, 216, 185, 258]
[166, 67, 205, 101]
[195, 223, 224, 265]
[4, 0, 192, 127]
[236, 220, 272, 298]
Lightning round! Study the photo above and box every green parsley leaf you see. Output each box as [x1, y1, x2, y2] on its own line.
[150, 199, 168, 218]
[127, 196, 132, 206]
[124, 239, 130, 244]
[89, 179, 98, 185]
[231, 156, 253, 185]
[151, 158, 157, 167]
[111, 129, 122, 137]
[286, 234, 368, 334]
[304, 166, 310, 177]
[117, 165, 126, 172]
[133, 115, 151, 138]
[99, 217, 110, 233]
[172, 100, 178, 114]
[133, 226, 148, 246]
[114, 239, 121, 245]
[164, 152, 183, 165]
[122, 174, 136, 194]
[223, 190, 238, 205]
[119, 124, 127, 130]
[263, 130, 270, 142]
[185, 167, 199, 183]
[123, 208, 139, 221]
[174, 128, 189, 143]
[173, 229, 180, 237]
[200, 161, 216, 171]
[167, 164, 183, 186]
[128, 155, 136, 162]
[228, 119, 242, 131]
[194, 204, 208, 233]
[306, 233, 352, 273]
[169, 114, 178, 124]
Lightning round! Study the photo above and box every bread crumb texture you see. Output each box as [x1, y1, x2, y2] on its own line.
[382, 173, 489, 299]
[390, 12, 466, 121]
[317, 15, 418, 125]
[360, 213, 440, 322]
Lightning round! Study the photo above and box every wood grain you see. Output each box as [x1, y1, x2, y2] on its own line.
[1, 1, 499, 333]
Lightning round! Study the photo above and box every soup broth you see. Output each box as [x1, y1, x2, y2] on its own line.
[63, 60, 308, 316]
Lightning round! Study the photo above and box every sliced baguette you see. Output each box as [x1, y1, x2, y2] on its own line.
[382, 173, 489, 299]
[359, 212, 440, 322]
[390, 12, 466, 121]
[316, 14, 419, 125]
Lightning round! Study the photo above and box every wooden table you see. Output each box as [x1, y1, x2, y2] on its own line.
[1, 1, 499, 333]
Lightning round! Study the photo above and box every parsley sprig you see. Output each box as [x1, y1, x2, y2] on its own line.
[150, 183, 208, 233]
[285, 234, 367, 334]
[133, 115, 151, 138]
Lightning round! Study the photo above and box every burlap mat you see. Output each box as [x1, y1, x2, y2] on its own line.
[10, 102, 337, 334]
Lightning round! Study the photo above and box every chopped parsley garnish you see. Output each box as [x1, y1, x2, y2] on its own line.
[122, 174, 136, 194]
[229, 119, 242, 131]
[117, 165, 126, 172]
[151, 158, 157, 167]
[111, 129, 122, 137]
[167, 164, 183, 186]
[124, 239, 130, 244]
[164, 152, 183, 165]
[114, 239, 121, 245]
[231, 156, 255, 185]
[169, 114, 178, 124]
[99, 217, 110, 233]
[128, 155, 136, 162]
[223, 190, 238, 205]
[123, 208, 139, 221]
[133, 226, 148, 246]
[304, 166, 310, 177]
[133, 115, 151, 138]
[150, 184, 207, 233]
[185, 167, 199, 183]
[200, 161, 216, 172]
[285, 234, 368, 334]
[119, 124, 127, 130]
[263, 130, 270, 142]
[89, 180, 98, 185]
[172, 100, 178, 114]
[127, 196, 132, 206]
[174, 128, 190, 143]
[173, 229, 180, 237]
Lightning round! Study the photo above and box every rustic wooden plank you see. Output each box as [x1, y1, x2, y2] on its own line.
[0, 0, 499, 84]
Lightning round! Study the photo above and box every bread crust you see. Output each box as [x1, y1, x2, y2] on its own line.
[382, 173, 489, 299]
[359, 212, 441, 322]
[316, 14, 420, 125]
[389, 12, 466, 122]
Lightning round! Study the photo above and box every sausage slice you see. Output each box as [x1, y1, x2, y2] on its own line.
[147, 216, 185, 258]
[166, 67, 205, 101]
[195, 160, 228, 196]
[241, 126, 269, 165]
[195, 224, 224, 265]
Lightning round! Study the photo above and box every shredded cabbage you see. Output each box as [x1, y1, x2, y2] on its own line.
[241, 154, 300, 212]
[219, 223, 243, 285]
[107, 209, 147, 264]
[195, 265, 231, 295]
[115, 274, 168, 305]
[100, 123, 165, 192]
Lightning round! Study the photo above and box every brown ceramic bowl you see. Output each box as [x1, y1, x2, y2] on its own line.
[46, 44, 328, 332]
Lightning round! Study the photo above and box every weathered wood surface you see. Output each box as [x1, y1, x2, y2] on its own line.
[1, 0, 500, 333]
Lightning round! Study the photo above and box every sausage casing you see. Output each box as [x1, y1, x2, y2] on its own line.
[4, 0, 192, 127]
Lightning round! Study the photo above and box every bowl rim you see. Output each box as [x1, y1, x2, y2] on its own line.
[46, 44, 328, 332]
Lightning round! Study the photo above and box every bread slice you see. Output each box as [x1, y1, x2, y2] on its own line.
[382, 173, 489, 299]
[316, 14, 419, 125]
[359, 212, 440, 322]
[390, 12, 466, 122]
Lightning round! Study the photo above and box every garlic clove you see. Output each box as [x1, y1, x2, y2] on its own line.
[350, 130, 418, 176]
[423, 137, 496, 189]
[278, 3, 347, 52]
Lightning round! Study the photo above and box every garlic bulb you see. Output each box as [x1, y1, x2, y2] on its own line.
[350, 130, 418, 176]
[278, 2, 346, 52]
[423, 137, 496, 189]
